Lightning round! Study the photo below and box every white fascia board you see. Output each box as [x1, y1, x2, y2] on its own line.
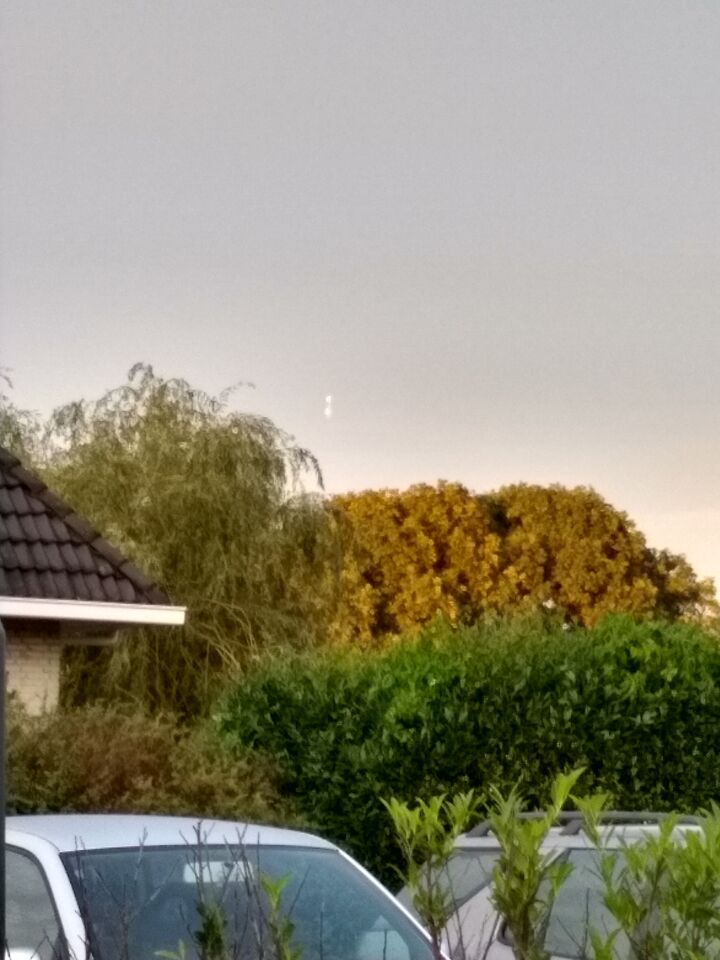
[0, 596, 186, 626]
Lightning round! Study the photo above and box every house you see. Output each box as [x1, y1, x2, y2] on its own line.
[0, 446, 185, 713]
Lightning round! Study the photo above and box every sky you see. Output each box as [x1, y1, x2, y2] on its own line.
[2, 1, 719, 588]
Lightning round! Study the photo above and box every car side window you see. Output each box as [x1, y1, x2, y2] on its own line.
[6, 848, 65, 960]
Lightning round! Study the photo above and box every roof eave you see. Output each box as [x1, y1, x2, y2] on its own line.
[0, 596, 186, 627]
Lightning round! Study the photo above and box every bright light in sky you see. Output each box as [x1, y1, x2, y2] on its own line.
[2, 1, 719, 589]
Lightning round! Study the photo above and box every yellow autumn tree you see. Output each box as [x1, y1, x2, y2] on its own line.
[331, 483, 502, 645]
[489, 484, 655, 623]
[333, 482, 716, 642]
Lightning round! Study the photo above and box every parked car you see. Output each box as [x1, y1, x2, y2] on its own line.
[6, 814, 441, 960]
[397, 811, 700, 960]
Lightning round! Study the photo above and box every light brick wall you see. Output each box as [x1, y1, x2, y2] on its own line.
[6, 636, 62, 715]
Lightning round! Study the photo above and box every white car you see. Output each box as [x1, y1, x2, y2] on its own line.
[398, 812, 700, 960]
[6, 814, 441, 960]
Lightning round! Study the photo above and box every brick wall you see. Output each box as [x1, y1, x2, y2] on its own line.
[6, 636, 62, 715]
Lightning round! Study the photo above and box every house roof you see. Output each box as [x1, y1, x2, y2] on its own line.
[0, 446, 169, 605]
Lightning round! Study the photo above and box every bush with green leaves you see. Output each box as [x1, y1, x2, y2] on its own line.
[384, 792, 480, 959]
[582, 808, 720, 960]
[217, 613, 720, 883]
[7, 701, 296, 826]
[388, 776, 720, 960]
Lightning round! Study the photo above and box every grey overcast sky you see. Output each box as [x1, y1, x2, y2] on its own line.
[2, 1, 720, 586]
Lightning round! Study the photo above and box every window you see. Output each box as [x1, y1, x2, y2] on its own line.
[6, 848, 64, 960]
[440, 849, 499, 908]
[543, 849, 630, 959]
[62, 843, 434, 960]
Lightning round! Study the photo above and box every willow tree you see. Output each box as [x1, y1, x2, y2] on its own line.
[0, 371, 43, 465]
[32, 364, 341, 715]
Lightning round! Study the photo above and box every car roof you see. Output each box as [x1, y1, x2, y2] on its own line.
[6, 814, 338, 854]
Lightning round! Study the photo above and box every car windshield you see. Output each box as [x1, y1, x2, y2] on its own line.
[61, 843, 433, 960]
[397, 848, 499, 917]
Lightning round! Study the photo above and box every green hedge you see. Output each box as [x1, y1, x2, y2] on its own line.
[217, 615, 720, 883]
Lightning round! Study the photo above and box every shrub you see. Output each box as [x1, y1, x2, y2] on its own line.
[217, 614, 720, 883]
[7, 703, 297, 826]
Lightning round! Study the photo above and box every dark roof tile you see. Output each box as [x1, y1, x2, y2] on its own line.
[23, 570, 42, 597]
[50, 516, 69, 541]
[39, 570, 58, 597]
[0, 542, 17, 568]
[101, 576, 120, 602]
[9, 485, 29, 514]
[4, 514, 24, 541]
[64, 513, 99, 542]
[30, 541, 49, 570]
[74, 544, 96, 573]
[27, 492, 49, 516]
[33, 513, 55, 542]
[10, 465, 45, 494]
[13, 542, 33, 571]
[91, 538, 130, 568]
[118, 560, 158, 594]
[84, 573, 103, 601]
[20, 513, 40, 542]
[59, 542, 81, 572]
[0, 445, 171, 606]
[43, 542, 64, 572]
[70, 572, 91, 601]
[118, 579, 136, 603]
[5, 568, 25, 594]
[36, 488, 71, 517]
[52, 570, 73, 597]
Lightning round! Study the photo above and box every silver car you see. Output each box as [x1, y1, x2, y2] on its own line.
[6, 814, 441, 960]
[398, 812, 700, 960]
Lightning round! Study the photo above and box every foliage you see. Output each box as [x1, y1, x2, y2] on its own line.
[583, 808, 720, 960]
[387, 780, 720, 960]
[384, 792, 480, 958]
[0, 369, 43, 464]
[331, 483, 502, 644]
[1, 366, 716, 718]
[259, 874, 303, 960]
[332, 484, 716, 643]
[491, 484, 715, 625]
[7, 701, 296, 826]
[9, 364, 342, 715]
[218, 614, 720, 883]
[487, 771, 585, 960]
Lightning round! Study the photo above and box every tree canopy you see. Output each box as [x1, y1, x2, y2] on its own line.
[1, 366, 715, 713]
[332, 483, 716, 642]
[3, 364, 341, 714]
